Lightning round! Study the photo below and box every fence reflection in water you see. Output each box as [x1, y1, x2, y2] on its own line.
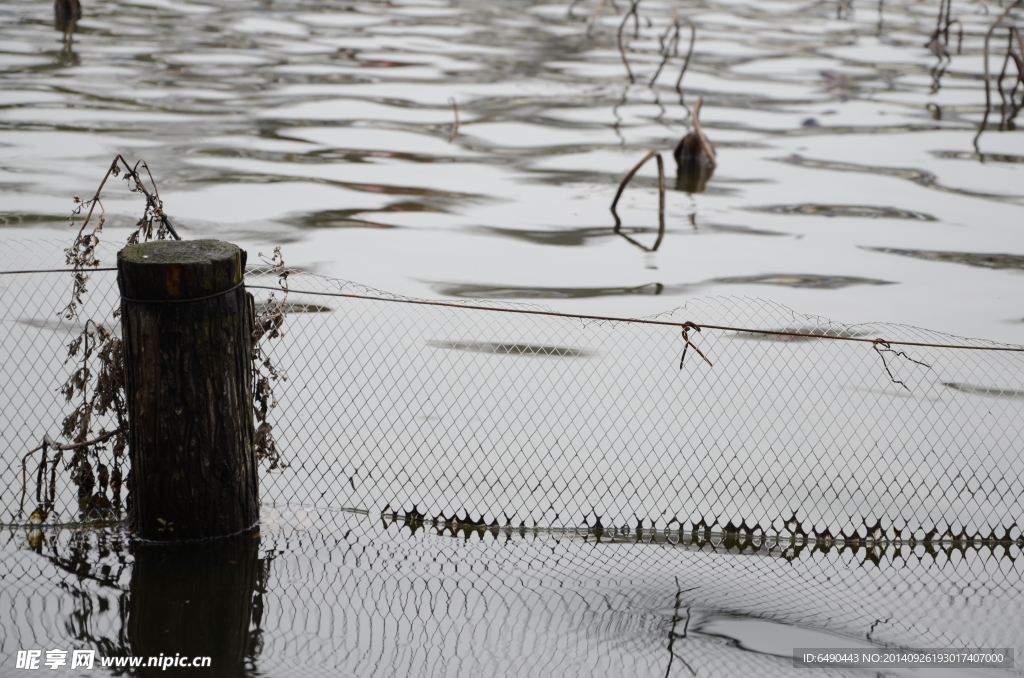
[2, 508, 1023, 677]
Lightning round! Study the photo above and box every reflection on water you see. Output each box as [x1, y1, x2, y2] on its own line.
[3, 0, 1024, 673]
[943, 381, 1024, 398]
[747, 204, 938, 221]
[127, 534, 261, 677]
[7, 528, 263, 677]
[3, 509, 1023, 677]
[1, 0, 1022, 341]
[777, 153, 1020, 202]
[867, 247, 1024, 270]
[429, 280, 692, 298]
[932, 150, 1024, 164]
[431, 272, 890, 297]
[711, 273, 894, 289]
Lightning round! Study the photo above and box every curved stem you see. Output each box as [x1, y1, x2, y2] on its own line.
[610, 151, 666, 252]
[617, 0, 642, 83]
[973, 0, 1023, 154]
[692, 97, 716, 166]
[674, 24, 697, 101]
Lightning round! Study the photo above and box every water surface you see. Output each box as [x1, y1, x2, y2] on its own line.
[1, 0, 1023, 341]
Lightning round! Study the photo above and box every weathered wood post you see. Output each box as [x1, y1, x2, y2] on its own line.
[118, 239, 258, 541]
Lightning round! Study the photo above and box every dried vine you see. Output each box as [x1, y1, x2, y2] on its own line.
[62, 155, 180, 321]
[252, 248, 290, 471]
[24, 156, 287, 523]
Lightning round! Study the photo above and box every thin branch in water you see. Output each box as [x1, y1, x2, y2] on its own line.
[935, 0, 951, 42]
[973, 0, 1024, 154]
[617, 0, 642, 83]
[925, 0, 963, 91]
[997, 30, 1016, 116]
[950, 18, 964, 54]
[649, 20, 679, 87]
[998, 28, 1024, 124]
[674, 23, 696, 100]
[651, 16, 695, 90]
[610, 150, 666, 251]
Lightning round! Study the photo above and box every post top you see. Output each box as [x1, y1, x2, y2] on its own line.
[119, 239, 239, 266]
[118, 239, 246, 301]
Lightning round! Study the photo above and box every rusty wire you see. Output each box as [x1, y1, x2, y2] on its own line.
[244, 283, 1024, 352]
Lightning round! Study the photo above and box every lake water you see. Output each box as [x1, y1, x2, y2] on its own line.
[1, 0, 1023, 341]
[2, 0, 1024, 675]
[3, 508, 1024, 677]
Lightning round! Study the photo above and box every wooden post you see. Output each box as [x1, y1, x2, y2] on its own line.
[118, 240, 258, 541]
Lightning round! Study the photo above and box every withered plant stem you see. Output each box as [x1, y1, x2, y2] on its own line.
[20, 429, 124, 518]
[610, 150, 666, 252]
[691, 97, 716, 166]
[617, 0, 642, 83]
[973, 0, 1024, 153]
[674, 23, 696, 98]
[75, 155, 181, 245]
[651, 20, 696, 91]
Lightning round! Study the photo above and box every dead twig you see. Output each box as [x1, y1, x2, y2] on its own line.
[873, 339, 931, 391]
[62, 154, 181, 320]
[651, 18, 696, 92]
[663, 577, 697, 678]
[617, 0, 642, 83]
[674, 23, 697, 99]
[610, 150, 666, 251]
[973, 0, 1023, 154]
[680, 322, 713, 369]
[20, 429, 123, 519]
[925, 0, 963, 92]
[41, 156, 179, 522]
[995, 27, 1024, 125]
[253, 247, 290, 470]
[58, 318, 128, 516]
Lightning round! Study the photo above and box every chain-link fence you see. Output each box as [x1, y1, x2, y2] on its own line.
[3, 239, 1024, 545]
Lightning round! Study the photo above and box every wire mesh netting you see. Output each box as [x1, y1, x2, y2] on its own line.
[3, 239, 1024, 545]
